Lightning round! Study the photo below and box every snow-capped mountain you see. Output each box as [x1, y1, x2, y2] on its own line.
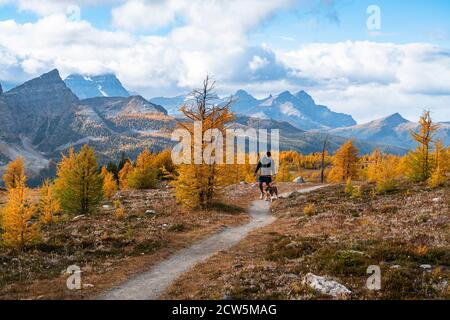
[329, 113, 450, 149]
[244, 90, 356, 130]
[151, 89, 356, 130]
[64, 74, 130, 99]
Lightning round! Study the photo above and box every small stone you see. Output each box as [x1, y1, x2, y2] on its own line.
[302, 273, 351, 298]
[82, 283, 94, 289]
[145, 209, 156, 215]
[420, 264, 432, 270]
[102, 205, 111, 209]
[72, 214, 85, 221]
[390, 265, 401, 269]
[293, 176, 305, 184]
[432, 197, 441, 203]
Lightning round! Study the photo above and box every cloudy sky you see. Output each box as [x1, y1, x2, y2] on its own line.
[0, 0, 449, 123]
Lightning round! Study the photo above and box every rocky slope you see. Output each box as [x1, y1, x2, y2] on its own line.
[0, 70, 171, 183]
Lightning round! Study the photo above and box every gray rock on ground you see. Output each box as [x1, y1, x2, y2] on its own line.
[302, 273, 351, 298]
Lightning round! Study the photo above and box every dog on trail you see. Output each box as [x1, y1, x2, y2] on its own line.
[264, 184, 278, 202]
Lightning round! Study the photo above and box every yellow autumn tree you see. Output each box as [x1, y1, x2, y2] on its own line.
[101, 166, 118, 199]
[1, 177, 39, 249]
[173, 76, 235, 208]
[429, 140, 449, 188]
[368, 154, 402, 193]
[39, 179, 61, 224]
[118, 160, 132, 190]
[128, 149, 159, 189]
[276, 161, 292, 182]
[54, 145, 103, 215]
[327, 140, 360, 182]
[405, 111, 439, 182]
[152, 149, 176, 177]
[2, 157, 26, 190]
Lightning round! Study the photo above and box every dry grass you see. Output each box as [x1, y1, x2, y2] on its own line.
[161, 181, 449, 300]
[0, 185, 251, 300]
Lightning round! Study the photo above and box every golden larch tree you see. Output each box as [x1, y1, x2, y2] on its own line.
[118, 160, 132, 190]
[2, 157, 26, 190]
[1, 177, 40, 249]
[405, 111, 439, 182]
[127, 149, 159, 189]
[101, 166, 118, 198]
[173, 76, 235, 209]
[327, 140, 360, 182]
[54, 145, 103, 215]
[429, 140, 449, 188]
[39, 179, 61, 224]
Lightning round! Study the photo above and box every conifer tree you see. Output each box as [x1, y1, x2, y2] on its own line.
[101, 166, 118, 199]
[405, 111, 439, 182]
[39, 179, 61, 224]
[327, 140, 360, 182]
[2, 157, 26, 190]
[173, 76, 235, 208]
[429, 141, 449, 188]
[118, 160, 132, 190]
[128, 149, 158, 189]
[1, 177, 39, 249]
[276, 162, 292, 182]
[54, 145, 103, 214]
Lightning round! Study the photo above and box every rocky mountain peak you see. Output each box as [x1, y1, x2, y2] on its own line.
[65, 73, 130, 99]
[295, 90, 315, 106]
[0, 82, 3, 95]
[381, 113, 409, 126]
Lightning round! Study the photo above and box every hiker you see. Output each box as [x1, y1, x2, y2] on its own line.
[254, 151, 276, 200]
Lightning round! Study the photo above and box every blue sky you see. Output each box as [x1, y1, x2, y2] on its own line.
[0, 0, 449, 122]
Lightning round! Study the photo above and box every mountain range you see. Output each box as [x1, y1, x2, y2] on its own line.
[0, 70, 448, 185]
[328, 113, 450, 149]
[150, 89, 356, 130]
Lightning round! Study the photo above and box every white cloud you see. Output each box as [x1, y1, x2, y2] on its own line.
[0, 0, 290, 93]
[0, 1, 449, 123]
[278, 41, 450, 122]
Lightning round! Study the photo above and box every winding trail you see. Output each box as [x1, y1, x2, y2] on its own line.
[99, 185, 325, 300]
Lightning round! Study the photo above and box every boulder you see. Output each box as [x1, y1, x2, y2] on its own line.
[293, 176, 305, 184]
[302, 273, 351, 298]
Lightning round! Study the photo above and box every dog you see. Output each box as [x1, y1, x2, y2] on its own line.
[264, 184, 278, 202]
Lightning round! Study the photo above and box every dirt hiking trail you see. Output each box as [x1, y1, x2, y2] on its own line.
[99, 185, 325, 300]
